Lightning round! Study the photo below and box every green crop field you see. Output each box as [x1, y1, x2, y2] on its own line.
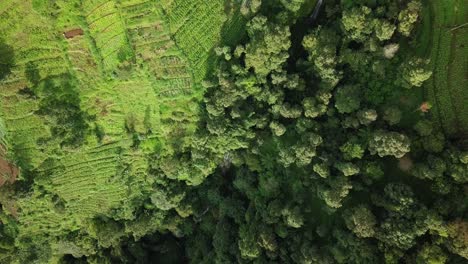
[421, 0, 468, 137]
[0, 0, 245, 255]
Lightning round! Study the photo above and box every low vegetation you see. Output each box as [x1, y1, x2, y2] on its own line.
[420, 0, 468, 137]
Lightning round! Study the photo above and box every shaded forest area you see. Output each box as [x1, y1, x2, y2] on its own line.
[0, 0, 467, 263]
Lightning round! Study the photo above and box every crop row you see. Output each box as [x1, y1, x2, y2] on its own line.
[119, 0, 160, 27]
[0, 82, 50, 169]
[119, 0, 197, 108]
[120, 0, 176, 74]
[0, 0, 70, 83]
[18, 192, 78, 237]
[83, 0, 129, 73]
[66, 37, 102, 86]
[425, 0, 465, 136]
[164, 0, 226, 82]
[447, 30, 468, 132]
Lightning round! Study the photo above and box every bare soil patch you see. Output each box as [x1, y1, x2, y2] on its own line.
[64, 28, 84, 39]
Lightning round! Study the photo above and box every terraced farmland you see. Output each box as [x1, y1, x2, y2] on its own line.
[0, 0, 245, 247]
[163, 0, 247, 84]
[422, 0, 468, 137]
[83, 0, 132, 74]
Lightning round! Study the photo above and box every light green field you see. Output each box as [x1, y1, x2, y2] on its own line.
[0, 0, 244, 244]
[421, 0, 468, 137]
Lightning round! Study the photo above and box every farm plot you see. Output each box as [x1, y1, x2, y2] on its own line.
[82, 79, 160, 142]
[0, 83, 50, 169]
[163, 0, 246, 85]
[0, 1, 69, 169]
[65, 35, 102, 88]
[0, 1, 69, 84]
[119, 0, 201, 145]
[119, 0, 193, 96]
[0, 0, 248, 246]
[18, 141, 152, 237]
[17, 192, 79, 237]
[82, 0, 131, 74]
[423, 0, 468, 137]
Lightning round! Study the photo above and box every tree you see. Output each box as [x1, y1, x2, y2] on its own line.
[398, 0, 422, 36]
[313, 162, 330, 178]
[372, 183, 415, 213]
[280, 0, 306, 13]
[278, 103, 302, 119]
[270, 121, 286, 136]
[400, 58, 432, 88]
[340, 141, 365, 160]
[302, 97, 324, 118]
[335, 162, 360, 177]
[383, 43, 400, 59]
[343, 205, 377, 238]
[369, 131, 410, 158]
[341, 6, 373, 42]
[375, 20, 396, 41]
[445, 219, 468, 259]
[238, 224, 261, 259]
[240, 0, 262, 17]
[334, 85, 361, 114]
[36, 75, 90, 147]
[357, 109, 377, 125]
[330, 229, 379, 263]
[282, 206, 304, 228]
[416, 243, 448, 264]
[414, 119, 433, 136]
[383, 107, 402, 125]
[303, 27, 342, 89]
[362, 162, 384, 184]
[318, 177, 353, 209]
[244, 16, 291, 80]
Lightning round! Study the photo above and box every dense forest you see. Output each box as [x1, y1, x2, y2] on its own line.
[0, 0, 467, 263]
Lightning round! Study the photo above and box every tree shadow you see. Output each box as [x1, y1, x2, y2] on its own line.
[36, 74, 91, 147]
[0, 38, 14, 81]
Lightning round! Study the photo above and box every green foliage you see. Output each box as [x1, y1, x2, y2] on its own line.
[0, 0, 464, 263]
[416, 243, 448, 264]
[373, 183, 415, 213]
[335, 162, 360, 177]
[313, 162, 330, 178]
[341, 6, 373, 42]
[401, 58, 432, 88]
[335, 85, 361, 114]
[269, 121, 286, 136]
[369, 131, 410, 158]
[340, 141, 365, 160]
[383, 107, 402, 125]
[35, 75, 90, 147]
[240, 0, 262, 17]
[375, 20, 396, 41]
[244, 16, 291, 80]
[446, 219, 468, 259]
[303, 27, 342, 89]
[398, 0, 422, 36]
[357, 109, 377, 125]
[343, 205, 376, 238]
